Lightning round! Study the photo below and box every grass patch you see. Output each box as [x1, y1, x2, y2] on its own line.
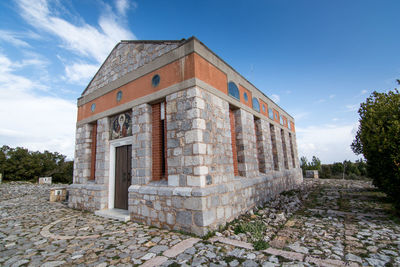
[253, 239, 269, 250]
[233, 220, 269, 250]
[202, 230, 216, 240]
[234, 221, 266, 238]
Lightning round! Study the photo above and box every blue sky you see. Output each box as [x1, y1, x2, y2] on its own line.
[0, 0, 399, 163]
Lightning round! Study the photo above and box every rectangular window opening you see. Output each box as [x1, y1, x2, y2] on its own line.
[89, 121, 97, 180]
[270, 124, 279, 171]
[281, 129, 289, 169]
[289, 133, 296, 168]
[229, 107, 239, 176]
[254, 118, 266, 173]
[152, 101, 167, 181]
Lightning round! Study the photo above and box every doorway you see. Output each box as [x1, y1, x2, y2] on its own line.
[114, 144, 131, 210]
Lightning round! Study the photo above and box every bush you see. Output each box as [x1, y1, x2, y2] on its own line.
[351, 87, 400, 209]
[0, 145, 73, 183]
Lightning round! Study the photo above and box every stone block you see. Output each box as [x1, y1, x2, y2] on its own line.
[185, 130, 203, 143]
[176, 210, 192, 226]
[187, 176, 206, 187]
[192, 119, 206, 130]
[194, 209, 215, 227]
[39, 177, 52, 184]
[183, 197, 206, 210]
[172, 187, 192, 196]
[49, 187, 67, 202]
[168, 175, 179, 186]
[184, 156, 203, 166]
[193, 143, 207, 154]
[194, 166, 208, 175]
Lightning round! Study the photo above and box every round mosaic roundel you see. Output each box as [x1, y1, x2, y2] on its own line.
[244, 92, 248, 102]
[91, 103, 96, 112]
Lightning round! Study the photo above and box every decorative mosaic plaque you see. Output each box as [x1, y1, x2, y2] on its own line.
[110, 112, 132, 140]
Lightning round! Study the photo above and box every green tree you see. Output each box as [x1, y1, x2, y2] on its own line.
[331, 162, 344, 176]
[0, 145, 73, 183]
[320, 165, 332, 178]
[351, 85, 400, 208]
[310, 156, 321, 171]
[356, 159, 368, 176]
[300, 156, 308, 175]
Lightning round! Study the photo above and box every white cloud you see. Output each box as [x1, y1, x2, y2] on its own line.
[16, 0, 136, 63]
[329, 94, 335, 99]
[296, 123, 359, 163]
[271, 94, 280, 103]
[315, 98, 326, 104]
[0, 53, 76, 158]
[0, 30, 31, 47]
[360, 89, 367, 95]
[64, 62, 99, 84]
[115, 0, 130, 15]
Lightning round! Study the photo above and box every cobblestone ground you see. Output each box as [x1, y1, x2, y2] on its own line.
[1, 179, 399, 267]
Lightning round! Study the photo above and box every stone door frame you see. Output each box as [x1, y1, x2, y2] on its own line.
[108, 136, 133, 209]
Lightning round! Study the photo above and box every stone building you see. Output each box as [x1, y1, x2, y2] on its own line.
[68, 37, 303, 235]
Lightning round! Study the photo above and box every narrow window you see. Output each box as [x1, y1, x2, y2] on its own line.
[289, 133, 296, 168]
[229, 107, 239, 176]
[254, 118, 265, 173]
[152, 101, 167, 181]
[270, 124, 279, 171]
[89, 122, 97, 180]
[281, 129, 289, 169]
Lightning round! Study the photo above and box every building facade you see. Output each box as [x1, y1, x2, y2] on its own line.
[68, 37, 303, 235]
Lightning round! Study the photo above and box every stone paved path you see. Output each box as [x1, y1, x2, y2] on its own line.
[1, 179, 399, 267]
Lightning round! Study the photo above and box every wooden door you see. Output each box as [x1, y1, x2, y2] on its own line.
[114, 145, 132, 210]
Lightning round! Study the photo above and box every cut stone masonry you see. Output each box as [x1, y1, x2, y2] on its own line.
[69, 37, 303, 235]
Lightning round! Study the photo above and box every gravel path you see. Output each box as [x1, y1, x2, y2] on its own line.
[0, 179, 399, 266]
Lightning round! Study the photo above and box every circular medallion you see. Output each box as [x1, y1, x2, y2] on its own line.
[91, 103, 96, 112]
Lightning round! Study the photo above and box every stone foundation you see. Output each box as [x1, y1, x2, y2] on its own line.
[129, 168, 302, 236]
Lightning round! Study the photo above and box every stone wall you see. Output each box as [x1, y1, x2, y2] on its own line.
[131, 104, 152, 185]
[72, 124, 93, 184]
[165, 87, 234, 187]
[69, 118, 110, 211]
[84, 42, 182, 96]
[233, 109, 259, 178]
[128, 169, 302, 236]
[255, 119, 274, 173]
[128, 87, 303, 235]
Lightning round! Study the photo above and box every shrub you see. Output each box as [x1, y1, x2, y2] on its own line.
[351, 87, 400, 209]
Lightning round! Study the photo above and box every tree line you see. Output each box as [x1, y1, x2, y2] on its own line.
[300, 156, 368, 179]
[0, 145, 73, 184]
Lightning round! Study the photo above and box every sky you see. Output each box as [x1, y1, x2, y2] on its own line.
[0, 0, 399, 163]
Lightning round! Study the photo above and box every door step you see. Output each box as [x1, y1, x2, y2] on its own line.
[95, 208, 130, 222]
